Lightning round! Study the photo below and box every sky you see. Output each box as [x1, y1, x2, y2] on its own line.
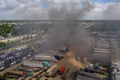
[0, 0, 120, 20]
[92, 0, 109, 3]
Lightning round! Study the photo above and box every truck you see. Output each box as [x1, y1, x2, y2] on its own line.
[45, 64, 58, 77]
[54, 55, 63, 60]
[59, 47, 70, 53]
[58, 66, 65, 75]
[42, 61, 51, 67]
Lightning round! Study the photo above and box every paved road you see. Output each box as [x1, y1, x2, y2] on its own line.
[0, 34, 37, 43]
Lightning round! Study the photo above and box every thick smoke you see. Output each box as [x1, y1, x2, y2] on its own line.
[49, 0, 94, 20]
[46, 0, 94, 58]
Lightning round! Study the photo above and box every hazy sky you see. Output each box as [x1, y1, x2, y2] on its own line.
[0, 0, 120, 20]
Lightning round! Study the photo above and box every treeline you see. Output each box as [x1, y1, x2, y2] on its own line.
[0, 42, 7, 48]
[0, 23, 13, 38]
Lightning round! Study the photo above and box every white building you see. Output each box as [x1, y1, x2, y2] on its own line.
[23, 60, 43, 68]
[34, 54, 57, 61]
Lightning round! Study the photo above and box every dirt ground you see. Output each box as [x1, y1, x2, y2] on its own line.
[56, 51, 84, 70]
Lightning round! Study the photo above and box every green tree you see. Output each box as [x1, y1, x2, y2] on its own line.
[0, 23, 13, 38]
[0, 42, 7, 48]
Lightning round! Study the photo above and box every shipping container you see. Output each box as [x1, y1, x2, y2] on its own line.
[18, 65, 37, 72]
[6, 70, 25, 77]
[77, 70, 106, 80]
